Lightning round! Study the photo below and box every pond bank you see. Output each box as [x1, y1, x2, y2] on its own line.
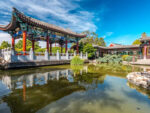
[0, 60, 89, 69]
[127, 72, 150, 89]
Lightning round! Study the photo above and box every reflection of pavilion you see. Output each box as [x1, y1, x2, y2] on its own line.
[1, 69, 73, 90]
[1, 69, 85, 113]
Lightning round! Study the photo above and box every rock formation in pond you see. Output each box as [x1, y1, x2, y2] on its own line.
[127, 72, 150, 89]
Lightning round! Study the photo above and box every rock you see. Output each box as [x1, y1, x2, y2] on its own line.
[127, 72, 150, 89]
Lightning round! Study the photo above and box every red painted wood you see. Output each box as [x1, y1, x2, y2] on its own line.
[76, 41, 79, 54]
[47, 36, 49, 52]
[61, 44, 63, 53]
[12, 37, 15, 49]
[65, 40, 68, 53]
[32, 40, 35, 51]
[49, 41, 52, 55]
[23, 31, 27, 55]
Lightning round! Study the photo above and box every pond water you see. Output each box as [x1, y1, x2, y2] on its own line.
[0, 64, 150, 113]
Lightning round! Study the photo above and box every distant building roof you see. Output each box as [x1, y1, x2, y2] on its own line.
[140, 36, 150, 42]
[93, 44, 140, 50]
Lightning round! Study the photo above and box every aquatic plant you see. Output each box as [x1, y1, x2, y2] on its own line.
[71, 56, 84, 65]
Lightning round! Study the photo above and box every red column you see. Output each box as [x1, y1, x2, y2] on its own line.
[144, 46, 147, 59]
[49, 42, 52, 55]
[61, 44, 63, 53]
[23, 31, 27, 55]
[32, 40, 35, 51]
[47, 36, 49, 52]
[12, 37, 15, 50]
[76, 41, 79, 54]
[65, 40, 68, 53]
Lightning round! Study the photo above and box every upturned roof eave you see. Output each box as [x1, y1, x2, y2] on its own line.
[0, 8, 86, 38]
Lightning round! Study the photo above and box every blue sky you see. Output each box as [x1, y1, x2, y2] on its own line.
[0, 0, 150, 46]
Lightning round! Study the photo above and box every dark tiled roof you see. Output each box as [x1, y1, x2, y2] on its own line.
[139, 37, 150, 42]
[0, 8, 86, 38]
[93, 44, 140, 49]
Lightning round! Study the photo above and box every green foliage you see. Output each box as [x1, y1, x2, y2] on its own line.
[79, 42, 84, 52]
[15, 39, 40, 52]
[71, 56, 84, 65]
[80, 30, 106, 47]
[122, 55, 129, 61]
[125, 56, 137, 62]
[132, 39, 141, 45]
[126, 56, 132, 62]
[0, 41, 11, 49]
[68, 49, 74, 53]
[35, 48, 46, 53]
[83, 44, 96, 59]
[97, 54, 122, 64]
[142, 32, 147, 38]
[71, 65, 83, 74]
[98, 37, 106, 46]
[52, 47, 67, 53]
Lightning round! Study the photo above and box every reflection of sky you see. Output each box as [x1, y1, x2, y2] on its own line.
[0, 81, 11, 97]
[0, 66, 150, 113]
[37, 76, 150, 113]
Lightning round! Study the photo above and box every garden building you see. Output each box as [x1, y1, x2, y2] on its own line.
[94, 34, 150, 60]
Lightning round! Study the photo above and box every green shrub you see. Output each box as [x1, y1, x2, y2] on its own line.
[83, 44, 96, 59]
[97, 54, 122, 64]
[71, 56, 84, 65]
[126, 56, 137, 62]
[122, 55, 129, 61]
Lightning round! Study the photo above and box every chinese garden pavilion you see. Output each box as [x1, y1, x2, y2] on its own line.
[0, 8, 86, 55]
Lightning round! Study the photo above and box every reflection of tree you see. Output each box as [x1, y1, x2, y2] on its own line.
[2, 78, 85, 113]
[74, 72, 106, 86]
[0, 65, 70, 77]
[91, 64, 142, 78]
[71, 65, 83, 75]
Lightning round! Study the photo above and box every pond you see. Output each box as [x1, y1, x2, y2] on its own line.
[0, 64, 150, 113]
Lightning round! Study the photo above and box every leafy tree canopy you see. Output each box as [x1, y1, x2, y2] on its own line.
[15, 39, 41, 51]
[0, 41, 11, 49]
[83, 43, 96, 59]
[80, 30, 106, 47]
[132, 39, 141, 45]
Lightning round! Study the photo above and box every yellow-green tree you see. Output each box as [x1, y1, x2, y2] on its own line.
[0, 41, 11, 49]
[132, 39, 141, 45]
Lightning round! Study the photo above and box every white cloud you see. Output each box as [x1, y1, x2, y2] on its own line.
[0, 0, 100, 32]
[0, 32, 11, 44]
[103, 32, 114, 38]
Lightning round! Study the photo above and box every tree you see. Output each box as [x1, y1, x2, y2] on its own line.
[132, 39, 141, 45]
[80, 30, 106, 47]
[142, 32, 147, 38]
[83, 44, 96, 59]
[98, 37, 106, 47]
[0, 41, 11, 49]
[79, 42, 84, 52]
[15, 39, 40, 51]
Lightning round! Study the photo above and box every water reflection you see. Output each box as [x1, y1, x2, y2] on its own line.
[0, 64, 150, 113]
